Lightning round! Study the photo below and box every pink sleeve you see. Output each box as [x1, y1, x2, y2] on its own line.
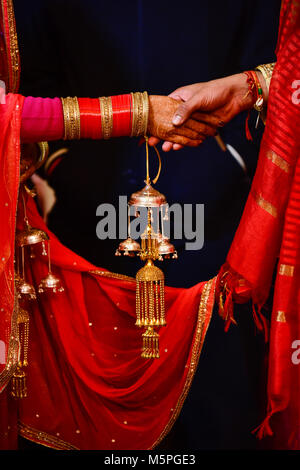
[21, 97, 64, 142]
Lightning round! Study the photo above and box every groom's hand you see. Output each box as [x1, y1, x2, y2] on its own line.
[154, 73, 261, 151]
[147, 95, 217, 148]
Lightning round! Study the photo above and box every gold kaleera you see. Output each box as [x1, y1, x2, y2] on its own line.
[116, 137, 177, 359]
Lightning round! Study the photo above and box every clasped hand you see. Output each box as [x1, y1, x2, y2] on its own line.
[148, 73, 266, 151]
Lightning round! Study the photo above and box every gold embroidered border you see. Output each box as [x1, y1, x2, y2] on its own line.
[266, 151, 290, 174]
[253, 191, 278, 218]
[0, 103, 22, 392]
[150, 277, 216, 449]
[0, 295, 19, 391]
[2, 0, 20, 92]
[276, 310, 286, 323]
[279, 263, 295, 277]
[89, 269, 135, 282]
[18, 422, 78, 450]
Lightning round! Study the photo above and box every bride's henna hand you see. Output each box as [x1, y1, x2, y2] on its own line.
[147, 95, 216, 148]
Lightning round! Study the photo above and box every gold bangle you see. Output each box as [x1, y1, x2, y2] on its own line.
[141, 91, 149, 136]
[130, 92, 138, 137]
[99, 96, 113, 139]
[255, 63, 275, 92]
[61, 97, 81, 140]
[131, 91, 149, 137]
[135, 92, 143, 136]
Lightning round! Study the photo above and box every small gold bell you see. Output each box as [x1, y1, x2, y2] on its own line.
[115, 237, 141, 257]
[16, 226, 49, 247]
[38, 273, 64, 294]
[158, 238, 177, 259]
[17, 280, 36, 300]
[129, 183, 166, 208]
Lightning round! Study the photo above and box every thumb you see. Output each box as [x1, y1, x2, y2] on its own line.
[172, 96, 199, 126]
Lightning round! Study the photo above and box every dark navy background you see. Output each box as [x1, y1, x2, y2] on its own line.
[14, 0, 281, 449]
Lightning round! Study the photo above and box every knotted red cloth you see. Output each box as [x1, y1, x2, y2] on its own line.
[217, 0, 300, 448]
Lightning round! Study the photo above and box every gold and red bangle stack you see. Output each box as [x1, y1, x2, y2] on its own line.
[61, 93, 149, 141]
[243, 70, 264, 140]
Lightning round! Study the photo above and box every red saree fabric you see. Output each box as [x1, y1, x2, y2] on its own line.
[0, 93, 24, 386]
[0, 93, 216, 450]
[218, 0, 300, 448]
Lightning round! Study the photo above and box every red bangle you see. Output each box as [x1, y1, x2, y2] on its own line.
[78, 98, 102, 139]
[111, 94, 132, 137]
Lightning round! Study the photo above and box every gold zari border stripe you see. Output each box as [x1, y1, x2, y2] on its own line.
[253, 191, 278, 218]
[150, 277, 216, 449]
[267, 151, 290, 174]
[18, 422, 78, 450]
[276, 310, 287, 323]
[89, 269, 135, 282]
[0, 297, 19, 391]
[279, 264, 295, 277]
[2, 0, 20, 92]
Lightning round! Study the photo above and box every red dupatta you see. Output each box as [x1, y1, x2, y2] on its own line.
[0, 4, 216, 450]
[0, 153, 216, 449]
[12, 195, 215, 450]
[217, 0, 300, 448]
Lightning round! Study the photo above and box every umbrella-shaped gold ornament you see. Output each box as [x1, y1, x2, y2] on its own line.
[116, 138, 177, 359]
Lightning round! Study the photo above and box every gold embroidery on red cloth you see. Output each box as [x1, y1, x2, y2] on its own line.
[0, 294, 20, 391]
[89, 269, 135, 282]
[267, 151, 291, 174]
[18, 422, 78, 450]
[253, 191, 278, 218]
[279, 264, 295, 276]
[276, 310, 287, 323]
[2, 0, 20, 92]
[150, 277, 216, 449]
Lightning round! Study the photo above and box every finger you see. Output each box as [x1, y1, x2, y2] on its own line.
[173, 143, 184, 151]
[148, 136, 160, 146]
[191, 111, 225, 128]
[162, 141, 173, 152]
[168, 91, 183, 101]
[171, 125, 204, 141]
[169, 88, 193, 102]
[172, 97, 199, 126]
[167, 134, 204, 147]
[185, 118, 218, 137]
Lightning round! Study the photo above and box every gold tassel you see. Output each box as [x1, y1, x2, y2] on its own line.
[11, 366, 27, 399]
[141, 327, 160, 359]
[11, 308, 29, 399]
[136, 260, 165, 359]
